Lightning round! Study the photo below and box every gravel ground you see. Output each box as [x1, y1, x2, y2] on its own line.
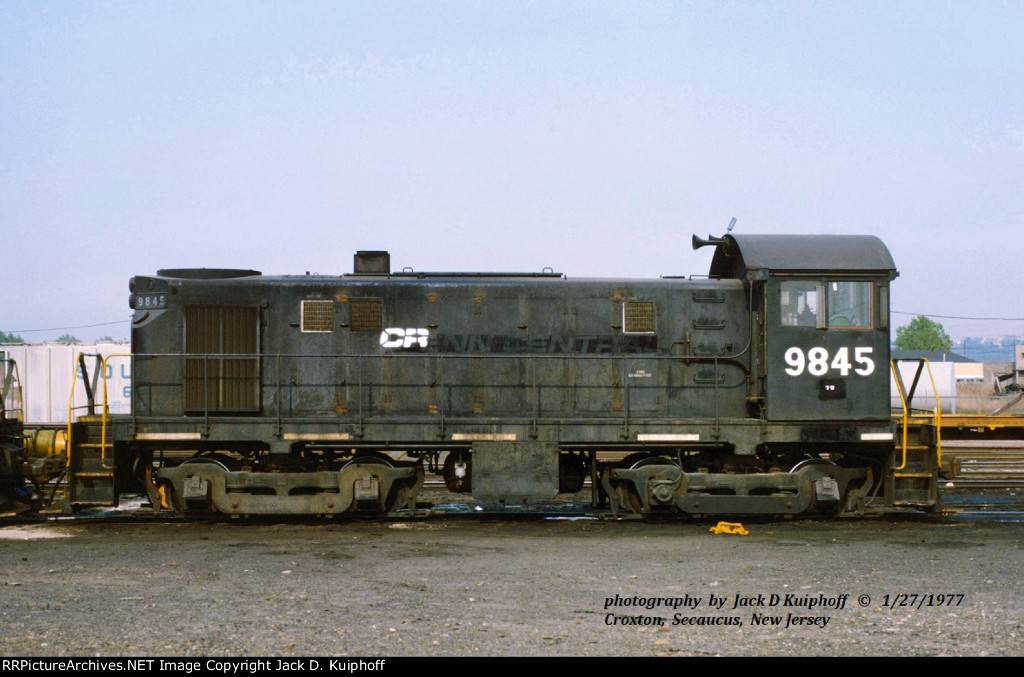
[0, 503, 1020, 658]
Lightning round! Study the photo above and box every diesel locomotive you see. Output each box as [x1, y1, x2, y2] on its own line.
[58, 231, 913, 518]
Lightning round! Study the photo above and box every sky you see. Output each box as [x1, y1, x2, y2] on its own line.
[2, 0, 1022, 347]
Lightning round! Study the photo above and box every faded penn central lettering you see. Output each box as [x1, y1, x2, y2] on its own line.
[378, 329, 659, 353]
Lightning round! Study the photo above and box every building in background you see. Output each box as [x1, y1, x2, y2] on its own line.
[892, 348, 1024, 415]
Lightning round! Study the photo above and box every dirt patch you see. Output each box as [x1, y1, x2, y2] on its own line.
[0, 516, 1020, 657]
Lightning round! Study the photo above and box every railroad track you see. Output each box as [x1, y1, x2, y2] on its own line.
[11, 443, 1024, 522]
[940, 440, 1024, 488]
[934, 440, 1024, 519]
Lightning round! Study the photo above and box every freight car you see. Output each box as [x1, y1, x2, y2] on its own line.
[61, 231, 930, 519]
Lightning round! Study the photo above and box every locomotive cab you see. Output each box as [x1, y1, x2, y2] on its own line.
[768, 275, 891, 422]
[701, 233, 896, 426]
[604, 233, 901, 516]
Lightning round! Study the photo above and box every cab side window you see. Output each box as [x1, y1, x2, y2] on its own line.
[780, 280, 873, 329]
[780, 281, 820, 327]
[827, 281, 872, 329]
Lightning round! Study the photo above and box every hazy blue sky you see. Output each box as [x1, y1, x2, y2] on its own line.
[2, 1, 1022, 345]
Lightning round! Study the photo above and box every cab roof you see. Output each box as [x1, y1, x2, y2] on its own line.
[707, 234, 898, 280]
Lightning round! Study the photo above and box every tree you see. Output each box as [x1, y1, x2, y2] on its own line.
[0, 331, 23, 343]
[894, 316, 953, 351]
[56, 334, 80, 344]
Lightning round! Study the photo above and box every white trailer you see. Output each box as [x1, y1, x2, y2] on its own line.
[0, 343, 131, 424]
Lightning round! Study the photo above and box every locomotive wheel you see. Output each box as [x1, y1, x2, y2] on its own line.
[180, 454, 235, 471]
[340, 452, 416, 515]
[789, 457, 859, 515]
[339, 451, 395, 471]
[167, 455, 238, 514]
[789, 457, 837, 473]
[787, 459, 880, 516]
[622, 455, 678, 514]
[630, 455, 679, 470]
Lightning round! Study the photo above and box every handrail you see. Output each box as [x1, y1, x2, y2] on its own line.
[99, 354, 132, 471]
[1, 358, 24, 423]
[890, 358, 943, 471]
[65, 352, 129, 472]
[133, 350, 749, 427]
[65, 353, 98, 468]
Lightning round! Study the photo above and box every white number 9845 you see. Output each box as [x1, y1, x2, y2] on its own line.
[784, 346, 875, 376]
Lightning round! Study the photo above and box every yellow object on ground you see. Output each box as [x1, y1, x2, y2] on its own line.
[709, 521, 749, 535]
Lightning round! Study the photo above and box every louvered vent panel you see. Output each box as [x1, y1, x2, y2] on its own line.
[185, 306, 259, 412]
[623, 301, 656, 334]
[301, 300, 334, 332]
[350, 299, 383, 332]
